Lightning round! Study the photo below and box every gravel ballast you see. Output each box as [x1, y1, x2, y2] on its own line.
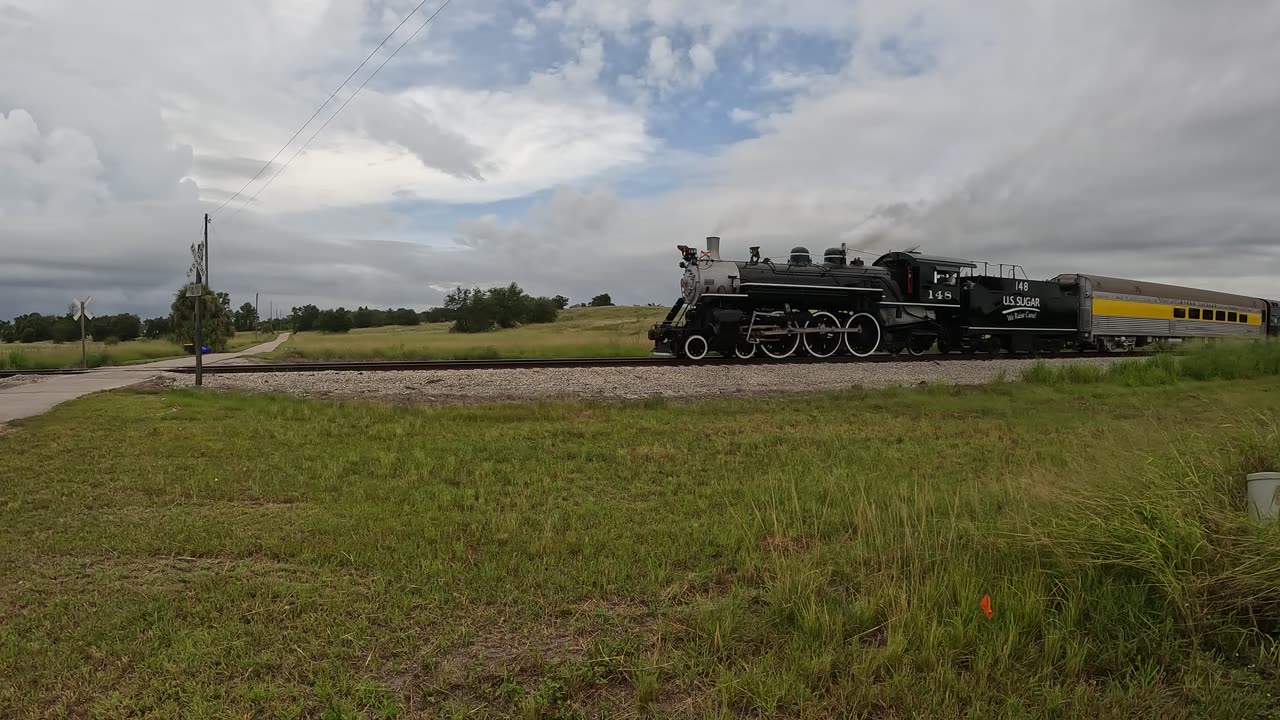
[162, 356, 1125, 405]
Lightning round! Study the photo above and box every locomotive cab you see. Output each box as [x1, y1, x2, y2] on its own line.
[873, 251, 975, 306]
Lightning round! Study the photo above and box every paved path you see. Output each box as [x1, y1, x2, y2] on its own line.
[0, 333, 290, 424]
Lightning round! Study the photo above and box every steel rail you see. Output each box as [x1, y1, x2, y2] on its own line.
[0, 351, 1153, 379]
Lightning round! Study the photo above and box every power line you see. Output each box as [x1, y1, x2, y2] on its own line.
[211, 0, 442, 216]
[226, 0, 454, 222]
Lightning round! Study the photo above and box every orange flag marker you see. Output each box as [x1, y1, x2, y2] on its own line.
[980, 594, 993, 619]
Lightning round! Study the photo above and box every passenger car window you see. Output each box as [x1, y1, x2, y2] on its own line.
[1239, 314, 1249, 324]
[1228, 312, 1238, 322]
[1216, 310, 1227, 321]
[1174, 308, 1186, 319]
[1189, 308, 1201, 320]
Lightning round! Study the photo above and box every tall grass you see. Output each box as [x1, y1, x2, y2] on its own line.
[4, 379, 1280, 716]
[1021, 415, 1280, 651]
[1026, 339, 1280, 386]
[0, 332, 268, 369]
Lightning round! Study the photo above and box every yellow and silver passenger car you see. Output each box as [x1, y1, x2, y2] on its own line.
[1052, 274, 1267, 350]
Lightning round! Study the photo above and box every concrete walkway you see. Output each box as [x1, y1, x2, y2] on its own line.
[0, 333, 290, 424]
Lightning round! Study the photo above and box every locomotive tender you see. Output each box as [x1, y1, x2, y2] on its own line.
[648, 236, 1278, 359]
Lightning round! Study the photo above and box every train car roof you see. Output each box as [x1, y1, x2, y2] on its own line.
[1054, 273, 1267, 309]
[875, 251, 977, 268]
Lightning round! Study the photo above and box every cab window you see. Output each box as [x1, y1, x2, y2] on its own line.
[1189, 308, 1201, 320]
[1174, 308, 1186, 319]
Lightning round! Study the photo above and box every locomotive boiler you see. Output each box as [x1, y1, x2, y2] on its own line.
[648, 237, 953, 359]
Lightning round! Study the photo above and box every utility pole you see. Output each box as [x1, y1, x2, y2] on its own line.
[255, 292, 260, 335]
[194, 270, 203, 386]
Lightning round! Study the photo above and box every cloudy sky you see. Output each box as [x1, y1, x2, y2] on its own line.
[2, 0, 1277, 319]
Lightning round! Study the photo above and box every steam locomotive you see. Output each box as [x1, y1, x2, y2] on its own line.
[648, 236, 1277, 359]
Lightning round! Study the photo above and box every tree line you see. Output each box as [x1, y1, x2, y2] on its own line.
[2, 284, 617, 346]
[286, 285, 614, 335]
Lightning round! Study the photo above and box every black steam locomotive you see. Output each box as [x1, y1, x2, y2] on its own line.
[648, 236, 1275, 359]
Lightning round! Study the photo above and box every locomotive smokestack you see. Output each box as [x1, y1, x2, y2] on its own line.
[705, 236, 721, 260]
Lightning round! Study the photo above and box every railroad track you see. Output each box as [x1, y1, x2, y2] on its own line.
[0, 350, 1151, 379]
[167, 350, 1148, 374]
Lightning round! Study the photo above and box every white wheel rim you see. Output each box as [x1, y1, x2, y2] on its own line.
[803, 312, 841, 359]
[684, 334, 709, 360]
[759, 327, 800, 359]
[843, 312, 881, 357]
[734, 341, 757, 359]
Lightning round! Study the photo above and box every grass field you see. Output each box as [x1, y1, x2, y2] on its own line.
[3, 368, 1279, 717]
[263, 306, 669, 362]
[0, 332, 270, 370]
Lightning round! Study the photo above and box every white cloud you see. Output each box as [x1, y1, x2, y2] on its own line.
[728, 107, 760, 124]
[688, 43, 717, 82]
[0, 109, 110, 216]
[511, 18, 537, 40]
[646, 35, 678, 86]
[763, 70, 822, 93]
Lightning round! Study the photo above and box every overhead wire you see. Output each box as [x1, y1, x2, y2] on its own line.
[225, 0, 454, 222]
[211, 0, 445, 216]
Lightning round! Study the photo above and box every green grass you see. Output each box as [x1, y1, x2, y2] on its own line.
[263, 306, 669, 362]
[3, 379, 1280, 718]
[1026, 339, 1280, 386]
[0, 332, 270, 370]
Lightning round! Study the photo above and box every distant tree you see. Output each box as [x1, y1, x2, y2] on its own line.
[171, 287, 235, 351]
[50, 315, 79, 343]
[525, 297, 560, 324]
[216, 292, 232, 312]
[389, 307, 420, 326]
[290, 304, 321, 332]
[98, 313, 141, 342]
[444, 284, 560, 333]
[316, 307, 353, 333]
[589, 293, 614, 307]
[13, 313, 53, 342]
[143, 316, 172, 339]
[487, 284, 532, 329]
[552, 295, 570, 310]
[90, 314, 141, 342]
[421, 306, 452, 324]
[445, 288, 496, 333]
[122, 314, 142, 341]
[233, 302, 259, 331]
[352, 306, 374, 329]
[0, 320, 13, 343]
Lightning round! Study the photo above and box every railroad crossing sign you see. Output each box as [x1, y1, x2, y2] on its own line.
[71, 296, 93, 368]
[70, 296, 93, 321]
[188, 240, 206, 283]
